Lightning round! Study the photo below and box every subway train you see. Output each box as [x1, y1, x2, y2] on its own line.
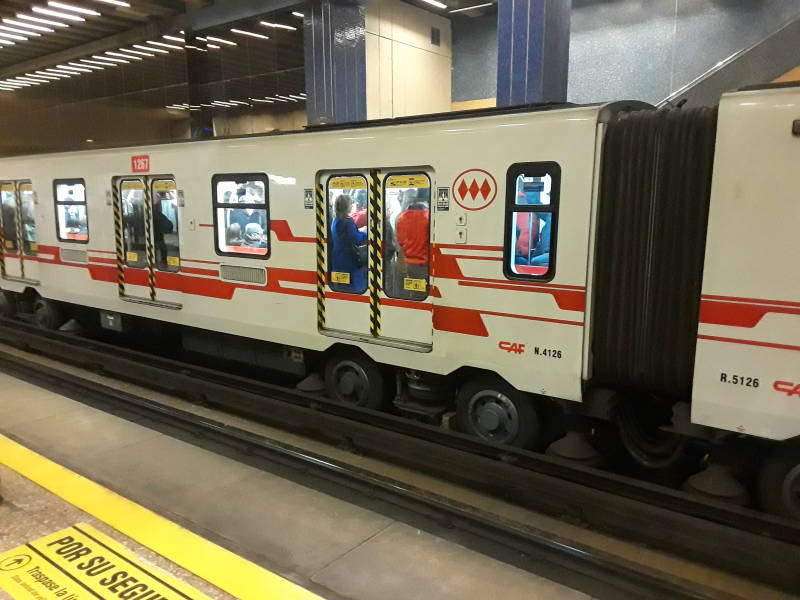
[0, 83, 798, 517]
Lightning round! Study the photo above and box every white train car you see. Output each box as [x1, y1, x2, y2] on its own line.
[0, 84, 798, 516]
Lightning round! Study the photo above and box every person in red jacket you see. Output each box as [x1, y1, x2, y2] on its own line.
[395, 191, 430, 296]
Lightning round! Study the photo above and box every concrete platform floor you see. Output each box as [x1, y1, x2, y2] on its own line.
[0, 370, 591, 600]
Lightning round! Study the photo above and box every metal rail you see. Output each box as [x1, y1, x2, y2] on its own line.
[0, 319, 798, 594]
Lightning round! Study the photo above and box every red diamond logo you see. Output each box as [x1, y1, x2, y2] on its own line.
[458, 180, 469, 199]
[479, 179, 492, 200]
[468, 180, 479, 200]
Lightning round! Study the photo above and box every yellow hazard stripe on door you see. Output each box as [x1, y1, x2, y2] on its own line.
[111, 182, 125, 297]
[0, 435, 322, 600]
[315, 183, 326, 330]
[142, 181, 157, 301]
[368, 171, 382, 337]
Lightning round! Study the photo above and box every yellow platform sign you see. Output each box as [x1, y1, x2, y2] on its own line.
[0, 524, 212, 600]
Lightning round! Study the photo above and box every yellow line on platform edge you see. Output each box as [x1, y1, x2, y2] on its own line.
[0, 434, 323, 600]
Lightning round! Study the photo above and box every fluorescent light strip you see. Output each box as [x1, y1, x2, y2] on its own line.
[147, 40, 182, 50]
[48, 1, 101, 16]
[10, 77, 42, 85]
[31, 7, 85, 22]
[17, 13, 69, 27]
[69, 61, 102, 70]
[207, 43, 220, 49]
[0, 38, 16, 45]
[211, 100, 236, 107]
[24, 75, 55, 82]
[45, 68, 76, 76]
[288, 94, 305, 100]
[57, 63, 91, 72]
[93, 0, 130, 6]
[195, 36, 206, 41]
[162, 35, 185, 43]
[93, 54, 128, 63]
[265, 96, 288, 102]
[106, 50, 141, 60]
[277, 94, 298, 101]
[449, 2, 492, 11]
[165, 105, 186, 110]
[206, 35, 236, 46]
[79, 58, 116, 67]
[291, 11, 304, 17]
[36, 69, 69, 78]
[0, 81, 27, 88]
[185, 45, 206, 52]
[0, 24, 39, 36]
[260, 21, 297, 31]
[118, 48, 152, 57]
[420, 0, 448, 8]
[249, 98, 274, 103]
[27, 72, 59, 80]
[3, 18, 53, 32]
[134, 43, 167, 54]
[227, 100, 249, 105]
[0, 31, 29, 41]
[230, 28, 269, 40]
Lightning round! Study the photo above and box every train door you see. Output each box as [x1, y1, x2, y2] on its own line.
[319, 172, 373, 338]
[0, 180, 39, 284]
[317, 169, 433, 350]
[378, 171, 434, 349]
[114, 176, 182, 308]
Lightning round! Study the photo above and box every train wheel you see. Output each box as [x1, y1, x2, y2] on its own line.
[456, 375, 539, 448]
[32, 298, 65, 330]
[0, 291, 17, 318]
[324, 351, 388, 410]
[612, 396, 687, 469]
[758, 443, 800, 520]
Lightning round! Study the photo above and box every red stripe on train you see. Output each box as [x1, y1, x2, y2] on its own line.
[699, 300, 800, 328]
[697, 335, 800, 352]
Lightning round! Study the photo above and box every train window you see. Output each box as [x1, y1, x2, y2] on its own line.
[151, 179, 180, 272]
[54, 179, 89, 243]
[212, 174, 269, 258]
[383, 173, 431, 301]
[503, 162, 560, 281]
[0, 182, 17, 252]
[18, 183, 37, 256]
[327, 175, 369, 294]
[120, 179, 148, 269]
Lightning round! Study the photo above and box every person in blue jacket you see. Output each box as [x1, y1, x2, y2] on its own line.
[329, 193, 367, 293]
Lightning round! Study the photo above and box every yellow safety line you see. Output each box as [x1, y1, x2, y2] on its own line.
[0, 434, 322, 600]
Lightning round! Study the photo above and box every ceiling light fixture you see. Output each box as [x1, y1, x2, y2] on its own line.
[162, 35, 185, 43]
[57, 63, 91, 72]
[24, 74, 55, 82]
[16, 13, 69, 27]
[93, 54, 128, 63]
[92, 0, 130, 6]
[0, 81, 28, 88]
[0, 31, 29, 41]
[207, 43, 220, 49]
[0, 38, 16, 45]
[231, 28, 269, 40]
[79, 58, 117, 67]
[228, 100, 249, 105]
[106, 50, 141, 60]
[27, 72, 59, 79]
[3, 18, 54, 32]
[265, 96, 288, 102]
[147, 40, 182, 50]
[291, 11, 304, 18]
[249, 98, 274, 103]
[260, 21, 296, 31]
[48, 1, 101, 16]
[133, 44, 167, 54]
[44, 68, 77, 76]
[0, 24, 38, 36]
[448, 2, 492, 12]
[420, 0, 448, 9]
[36, 69, 69, 78]
[185, 45, 207, 52]
[195, 36, 207, 41]
[10, 77, 42, 85]
[69, 61, 102, 70]
[31, 7, 85, 22]
[206, 35, 236, 46]
[118, 48, 153, 57]
[211, 100, 236, 107]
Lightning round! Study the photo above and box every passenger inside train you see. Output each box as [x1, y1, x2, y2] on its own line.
[54, 181, 89, 242]
[215, 177, 269, 255]
[328, 187, 368, 294]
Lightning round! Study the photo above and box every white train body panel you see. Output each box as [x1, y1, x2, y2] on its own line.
[0, 105, 600, 403]
[692, 87, 800, 440]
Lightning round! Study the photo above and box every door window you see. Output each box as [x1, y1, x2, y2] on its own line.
[1, 183, 17, 253]
[18, 183, 37, 256]
[151, 179, 180, 272]
[212, 174, 269, 257]
[120, 179, 148, 269]
[383, 173, 431, 301]
[326, 175, 369, 294]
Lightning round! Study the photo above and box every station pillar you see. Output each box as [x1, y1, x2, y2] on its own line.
[496, 0, 571, 106]
[303, 0, 367, 125]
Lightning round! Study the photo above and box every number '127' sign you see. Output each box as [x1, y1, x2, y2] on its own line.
[131, 155, 150, 173]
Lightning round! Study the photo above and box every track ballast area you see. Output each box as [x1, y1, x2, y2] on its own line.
[0, 318, 798, 596]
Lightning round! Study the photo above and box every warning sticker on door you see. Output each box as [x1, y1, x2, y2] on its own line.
[403, 278, 427, 292]
[0, 523, 211, 600]
[330, 271, 350, 284]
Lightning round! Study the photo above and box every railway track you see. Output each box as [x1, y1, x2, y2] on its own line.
[0, 318, 798, 595]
